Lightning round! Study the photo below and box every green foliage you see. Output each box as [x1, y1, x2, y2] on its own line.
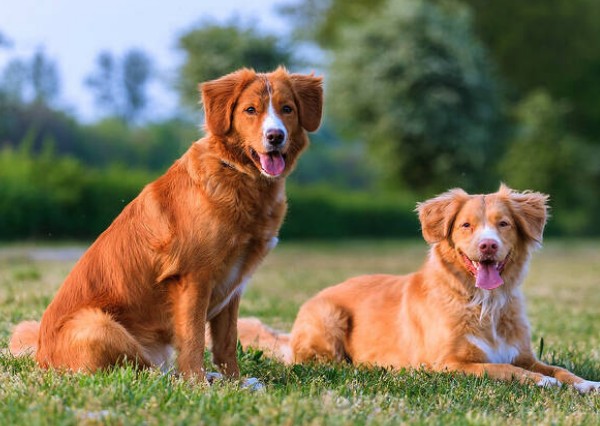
[0, 140, 594, 241]
[279, 0, 386, 48]
[463, 0, 600, 140]
[177, 20, 295, 108]
[327, 0, 505, 193]
[3, 9, 600, 238]
[283, 185, 419, 239]
[30, 48, 60, 105]
[122, 49, 153, 123]
[0, 145, 153, 240]
[0, 143, 419, 241]
[289, 125, 380, 189]
[84, 51, 117, 113]
[0, 48, 60, 106]
[499, 90, 600, 235]
[0, 99, 83, 156]
[0, 96, 199, 172]
[1, 59, 29, 104]
[86, 49, 154, 123]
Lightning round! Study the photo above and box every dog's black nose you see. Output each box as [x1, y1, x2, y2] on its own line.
[266, 128, 285, 146]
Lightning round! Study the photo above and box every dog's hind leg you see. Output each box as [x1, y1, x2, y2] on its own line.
[38, 308, 151, 372]
[289, 298, 350, 364]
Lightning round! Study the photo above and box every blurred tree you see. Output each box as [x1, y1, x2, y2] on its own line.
[1, 59, 29, 103]
[0, 48, 60, 106]
[122, 49, 152, 123]
[177, 21, 294, 109]
[500, 91, 580, 199]
[85, 48, 153, 124]
[462, 0, 600, 140]
[30, 48, 61, 105]
[130, 118, 197, 170]
[327, 0, 504, 193]
[0, 98, 84, 159]
[279, 0, 385, 48]
[81, 116, 198, 170]
[85, 51, 118, 115]
[499, 90, 596, 234]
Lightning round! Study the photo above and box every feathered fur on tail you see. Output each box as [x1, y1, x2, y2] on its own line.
[9, 320, 40, 357]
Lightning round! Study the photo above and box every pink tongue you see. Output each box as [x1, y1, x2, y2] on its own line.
[258, 152, 285, 176]
[475, 263, 504, 290]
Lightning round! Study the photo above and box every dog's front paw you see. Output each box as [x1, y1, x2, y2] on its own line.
[206, 372, 224, 384]
[536, 376, 562, 388]
[573, 380, 600, 394]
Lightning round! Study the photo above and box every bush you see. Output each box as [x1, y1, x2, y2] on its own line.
[0, 146, 152, 240]
[0, 147, 421, 241]
[2, 145, 596, 241]
[282, 185, 420, 240]
[327, 0, 505, 194]
[498, 90, 599, 236]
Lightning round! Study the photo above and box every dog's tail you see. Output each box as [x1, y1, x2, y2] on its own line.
[9, 320, 40, 357]
[236, 318, 293, 364]
[288, 298, 350, 363]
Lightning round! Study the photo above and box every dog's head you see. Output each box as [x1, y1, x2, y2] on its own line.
[201, 67, 323, 178]
[417, 184, 549, 291]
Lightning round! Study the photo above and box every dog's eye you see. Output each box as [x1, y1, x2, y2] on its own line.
[461, 222, 471, 229]
[499, 220, 510, 228]
[282, 105, 293, 114]
[244, 106, 257, 115]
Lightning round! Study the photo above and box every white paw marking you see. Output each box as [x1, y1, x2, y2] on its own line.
[241, 377, 265, 392]
[573, 380, 600, 394]
[205, 372, 264, 391]
[206, 371, 223, 384]
[536, 376, 562, 388]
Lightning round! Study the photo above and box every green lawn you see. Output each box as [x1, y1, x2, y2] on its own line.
[1, 240, 599, 425]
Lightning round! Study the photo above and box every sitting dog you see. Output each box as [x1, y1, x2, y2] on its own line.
[9, 67, 323, 381]
[235, 185, 600, 393]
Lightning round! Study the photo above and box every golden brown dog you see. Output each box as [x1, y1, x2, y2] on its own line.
[236, 185, 600, 393]
[9, 67, 323, 381]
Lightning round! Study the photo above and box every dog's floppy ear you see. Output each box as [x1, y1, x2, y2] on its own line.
[288, 70, 323, 132]
[417, 188, 470, 244]
[201, 68, 256, 136]
[501, 184, 549, 245]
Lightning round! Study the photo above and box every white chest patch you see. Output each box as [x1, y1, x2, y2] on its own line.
[207, 237, 278, 320]
[467, 335, 519, 364]
[208, 256, 248, 320]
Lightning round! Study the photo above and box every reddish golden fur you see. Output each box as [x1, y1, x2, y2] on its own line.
[236, 185, 600, 393]
[9, 67, 323, 380]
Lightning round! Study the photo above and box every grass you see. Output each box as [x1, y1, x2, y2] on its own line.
[1, 239, 599, 425]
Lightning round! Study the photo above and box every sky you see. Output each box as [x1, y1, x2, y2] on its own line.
[0, 0, 288, 121]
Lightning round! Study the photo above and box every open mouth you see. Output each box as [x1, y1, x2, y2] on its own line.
[461, 252, 509, 291]
[250, 148, 286, 177]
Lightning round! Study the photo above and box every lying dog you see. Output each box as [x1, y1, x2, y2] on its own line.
[235, 185, 600, 393]
[9, 67, 323, 381]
